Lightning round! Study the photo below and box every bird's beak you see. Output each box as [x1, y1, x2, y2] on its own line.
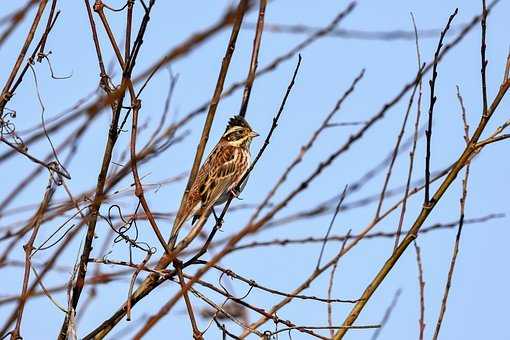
[250, 131, 260, 138]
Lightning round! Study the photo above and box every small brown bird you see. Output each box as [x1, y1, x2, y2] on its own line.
[169, 115, 259, 246]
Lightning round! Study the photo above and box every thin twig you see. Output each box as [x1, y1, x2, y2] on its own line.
[414, 241, 426, 340]
[328, 230, 351, 337]
[183, 55, 303, 266]
[249, 68, 365, 225]
[480, 0, 488, 115]
[394, 12, 423, 250]
[239, 0, 267, 117]
[227, 214, 502, 252]
[11, 177, 55, 339]
[316, 186, 347, 269]
[334, 9, 509, 340]
[424, 9, 458, 204]
[432, 79, 472, 340]
[0, 137, 70, 179]
[174, 261, 203, 340]
[0, 0, 48, 113]
[126, 252, 152, 321]
[170, 0, 249, 248]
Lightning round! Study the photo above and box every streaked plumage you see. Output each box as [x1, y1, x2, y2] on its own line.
[170, 115, 258, 246]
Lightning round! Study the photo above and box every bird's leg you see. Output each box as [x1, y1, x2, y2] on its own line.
[212, 208, 224, 230]
[230, 187, 242, 200]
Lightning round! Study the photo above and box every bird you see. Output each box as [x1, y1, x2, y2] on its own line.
[169, 115, 259, 247]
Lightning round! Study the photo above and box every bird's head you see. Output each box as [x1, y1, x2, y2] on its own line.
[221, 115, 259, 148]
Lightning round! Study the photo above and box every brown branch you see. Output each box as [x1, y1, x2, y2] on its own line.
[195, 260, 358, 304]
[184, 54, 302, 266]
[328, 230, 351, 337]
[239, 0, 267, 117]
[10, 177, 55, 339]
[129, 54, 303, 339]
[94, 1, 126, 70]
[124, 0, 133, 61]
[57, 0, 150, 336]
[126, 252, 152, 321]
[475, 133, 510, 148]
[414, 241, 426, 340]
[77, 229, 115, 322]
[374, 70, 419, 219]
[4, 211, 498, 309]
[333, 27, 510, 340]
[175, 261, 203, 340]
[1, 219, 83, 335]
[432, 166, 470, 340]
[170, 0, 250, 248]
[132, 3, 253, 86]
[0, 0, 38, 48]
[36, 0, 57, 62]
[190, 288, 258, 337]
[105, 1, 171, 257]
[227, 213, 502, 252]
[249, 67, 364, 224]
[394, 13, 423, 250]
[432, 82, 472, 340]
[196, 8, 487, 331]
[186, 279, 330, 339]
[0, 0, 48, 113]
[1, 5, 61, 111]
[0, 136, 70, 179]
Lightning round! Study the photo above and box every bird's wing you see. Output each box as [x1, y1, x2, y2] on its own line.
[198, 147, 240, 210]
[169, 145, 222, 244]
[170, 146, 246, 246]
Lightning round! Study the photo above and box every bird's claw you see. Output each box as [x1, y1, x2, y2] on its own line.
[230, 188, 242, 200]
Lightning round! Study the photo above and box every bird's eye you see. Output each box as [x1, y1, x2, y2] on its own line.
[227, 131, 241, 141]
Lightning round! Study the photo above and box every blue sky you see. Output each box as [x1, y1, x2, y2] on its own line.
[1, 1, 509, 339]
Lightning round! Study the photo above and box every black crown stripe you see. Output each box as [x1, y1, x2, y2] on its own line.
[226, 115, 251, 131]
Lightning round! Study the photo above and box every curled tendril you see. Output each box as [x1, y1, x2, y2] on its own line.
[219, 270, 254, 301]
[104, 204, 156, 255]
[39, 52, 73, 80]
[1, 108, 26, 149]
[102, 0, 132, 12]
